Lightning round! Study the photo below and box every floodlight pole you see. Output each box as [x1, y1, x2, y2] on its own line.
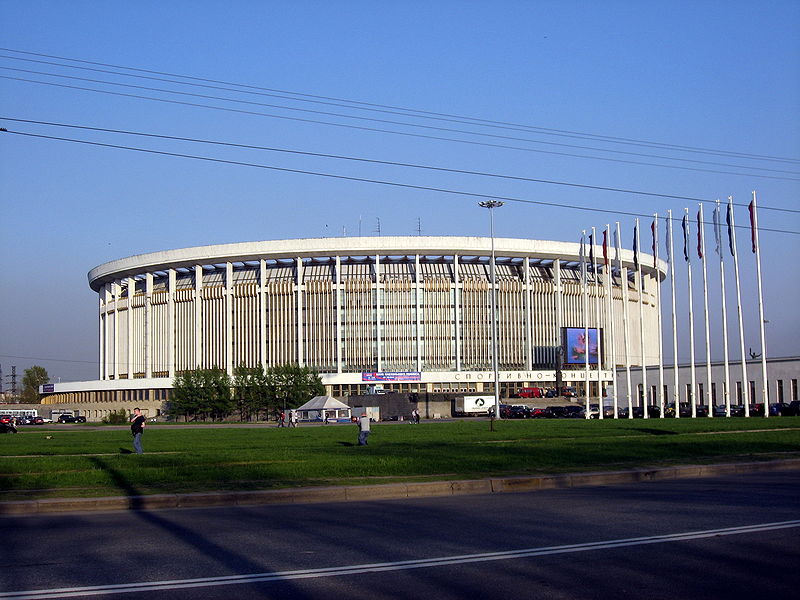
[480, 200, 504, 424]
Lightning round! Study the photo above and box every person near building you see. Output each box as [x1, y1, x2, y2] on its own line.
[130, 407, 146, 454]
[357, 412, 371, 446]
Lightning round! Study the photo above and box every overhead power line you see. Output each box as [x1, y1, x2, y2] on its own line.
[3, 127, 797, 236]
[3, 74, 798, 183]
[2, 65, 798, 177]
[3, 116, 797, 214]
[1, 46, 798, 165]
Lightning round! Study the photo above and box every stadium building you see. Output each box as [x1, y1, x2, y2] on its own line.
[39, 236, 665, 420]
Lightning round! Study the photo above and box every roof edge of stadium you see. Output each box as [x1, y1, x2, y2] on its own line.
[88, 236, 664, 291]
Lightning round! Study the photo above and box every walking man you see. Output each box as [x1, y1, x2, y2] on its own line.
[357, 411, 371, 446]
[130, 407, 146, 454]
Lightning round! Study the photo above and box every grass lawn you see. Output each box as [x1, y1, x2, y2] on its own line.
[1, 418, 799, 500]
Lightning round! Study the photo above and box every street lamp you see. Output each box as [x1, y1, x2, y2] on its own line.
[479, 200, 504, 421]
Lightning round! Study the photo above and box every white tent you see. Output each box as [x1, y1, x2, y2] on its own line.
[295, 396, 352, 422]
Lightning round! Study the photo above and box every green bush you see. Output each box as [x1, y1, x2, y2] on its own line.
[101, 409, 129, 425]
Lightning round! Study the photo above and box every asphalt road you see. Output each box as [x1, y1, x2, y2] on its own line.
[2, 471, 799, 599]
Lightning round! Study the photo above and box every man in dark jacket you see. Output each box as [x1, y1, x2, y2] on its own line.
[130, 407, 146, 454]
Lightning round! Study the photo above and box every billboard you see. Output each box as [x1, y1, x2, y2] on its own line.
[362, 372, 421, 382]
[563, 327, 601, 365]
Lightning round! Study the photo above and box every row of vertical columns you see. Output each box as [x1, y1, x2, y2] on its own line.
[375, 254, 382, 372]
[454, 255, 461, 371]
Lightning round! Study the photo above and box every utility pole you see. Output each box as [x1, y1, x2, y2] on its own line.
[10, 366, 17, 398]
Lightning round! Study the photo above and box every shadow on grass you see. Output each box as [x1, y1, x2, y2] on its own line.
[337, 441, 355, 447]
[119, 448, 133, 454]
[632, 428, 679, 436]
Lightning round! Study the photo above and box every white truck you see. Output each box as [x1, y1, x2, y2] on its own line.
[454, 395, 496, 417]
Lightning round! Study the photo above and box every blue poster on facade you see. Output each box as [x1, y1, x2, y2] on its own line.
[362, 372, 422, 382]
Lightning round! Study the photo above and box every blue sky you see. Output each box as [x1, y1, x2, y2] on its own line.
[1, 0, 798, 383]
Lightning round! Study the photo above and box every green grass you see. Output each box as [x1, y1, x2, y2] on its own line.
[1, 418, 799, 500]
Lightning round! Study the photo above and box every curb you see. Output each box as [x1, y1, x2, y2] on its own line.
[2, 458, 799, 516]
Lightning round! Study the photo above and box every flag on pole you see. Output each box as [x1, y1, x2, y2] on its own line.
[602, 229, 609, 267]
[696, 208, 704, 260]
[713, 203, 722, 256]
[651, 218, 657, 268]
[580, 231, 586, 284]
[681, 212, 690, 262]
[614, 228, 620, 267]
[665, 216, 671, 262]
[632, 223, 639, 270]
[748, 198, 757, 253]
[726, 201, 736, 256]
[588, 232, 595, 273]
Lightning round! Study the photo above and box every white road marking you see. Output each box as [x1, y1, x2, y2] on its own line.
[3, 520, 799, 599]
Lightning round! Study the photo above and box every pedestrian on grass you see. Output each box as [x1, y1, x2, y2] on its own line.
[130, 407, 146, 454]
[412, 408, 420, 424]
[357, 412, 371, 446]
[279, 411, 286, 427]
[290, 410, 298, 428]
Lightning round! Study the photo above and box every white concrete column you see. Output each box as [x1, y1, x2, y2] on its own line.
[415, 254, 422, 372]
[296, 257, 304, 366]
[525, 256, 533, 371]
[335, 255, 342, 374]
[112, 281, 120, 380]
[168, 269, 176, 378]
[225, 262, 233, 375]
[375, 254, 382, 372]
[126, 277, 134, 379]
[259, 259, 267, 368]
[194, 265, 203, 368]
[454, 254, 461, 372]
[100, 285, 108, 380]
[145, 273, 153, 378]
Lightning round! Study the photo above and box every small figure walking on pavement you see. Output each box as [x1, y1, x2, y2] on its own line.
[279, 411, 286, 427]
[130, 407, 146, 454]
[290, 409, 299, 428]
[357, 412, 371, 446]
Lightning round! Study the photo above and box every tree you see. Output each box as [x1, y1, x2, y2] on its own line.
[232, 363, 269, 421]
[171, 368, 233, 421]
[265, 364, 325, 416]
[21, 366, 49, 403]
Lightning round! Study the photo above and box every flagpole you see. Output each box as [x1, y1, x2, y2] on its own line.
[728, 196, 750, 417]
[582, 230, 590, 418]
[591, 228, 603, 418]
[617, 222, 633, 419]
[667, 210, 680, 418]
[752, 191, 769, 417]
[635, 219, 648, 418]
[698, 204, 712, 417]
[683, 209, 697, 418]
[604, 225, 618, 418]
[714, 200, 732, 417]
[653, 214, 665, 418]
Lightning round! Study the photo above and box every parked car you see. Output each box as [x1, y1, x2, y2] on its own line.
[729, 404, 746, 417]
[558, 405, 585, 419]
[0, 415, 12, 425]
[713, 405, 728, 417]
[517, 387, 544, 399]
[508, 405, 530, 419]
[0, 423, 17, 434]
[530, 407, 554, 419]
[32, 416, 45, 425]
[73, 415, 87, 423]
[780, 401, 800, 416]
[57, 414, 78, 423]
[587, 404, 601, 419]
[770, 403, 788, 416]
